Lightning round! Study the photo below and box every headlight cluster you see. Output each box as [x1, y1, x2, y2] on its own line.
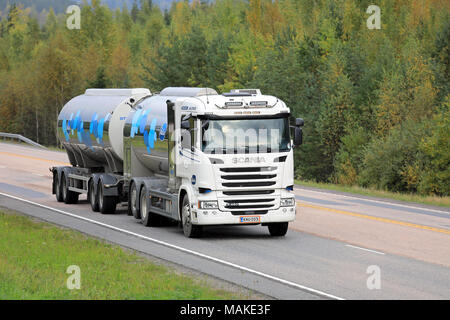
[280, 198, 295, 207]
[198, 201, 219, 209]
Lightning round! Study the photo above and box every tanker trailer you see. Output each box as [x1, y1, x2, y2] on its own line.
[51, 87, 304, 237]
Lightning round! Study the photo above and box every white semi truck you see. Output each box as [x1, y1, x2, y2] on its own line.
[51, 87, 304, 237]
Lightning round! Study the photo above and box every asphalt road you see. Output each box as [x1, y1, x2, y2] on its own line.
[0, 142, 449, 299]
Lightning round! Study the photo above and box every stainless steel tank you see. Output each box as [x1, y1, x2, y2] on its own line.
[123, 94, 171, 176]
[122, 88, 217, 176]
[58, 88, 151, 172]
[58, 87, 216, 175]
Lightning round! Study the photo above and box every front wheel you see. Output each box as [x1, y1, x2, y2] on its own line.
[181, 196, 202, 238]
[267, 222, 289, 237]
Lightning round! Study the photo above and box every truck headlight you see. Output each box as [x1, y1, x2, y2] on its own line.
[198, 201, 218, 209]
[280, 198, 295, 207]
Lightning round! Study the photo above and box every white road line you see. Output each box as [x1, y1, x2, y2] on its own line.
[32, 173, 44, 177]
[345, 244, 385, 255]
[295, 187, 450, 215]
[0, 191, 345, 300]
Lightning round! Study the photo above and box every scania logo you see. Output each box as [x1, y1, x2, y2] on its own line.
[232, 157, 266, 164]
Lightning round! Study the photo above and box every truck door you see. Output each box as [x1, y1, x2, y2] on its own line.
[179, 114, 198, 178]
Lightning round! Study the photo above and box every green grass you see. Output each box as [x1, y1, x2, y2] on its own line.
[295, 180, 450, 208]
[0, 209, 249, 300]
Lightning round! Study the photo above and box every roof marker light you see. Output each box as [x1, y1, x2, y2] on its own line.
[250, 101, 268, 107]
[225, 101, 243, 107]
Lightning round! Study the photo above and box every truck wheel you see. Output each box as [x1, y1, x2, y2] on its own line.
[181, 196, 202, 238]
[140, 187, 158, 226]
[62, 173, 79, 204]
[54, 173, 63, 202]
[98, 181, 116, 214]
[267, 222, 289, 237]
[129, 182, 140, 219]
[88, 179, 99, 212]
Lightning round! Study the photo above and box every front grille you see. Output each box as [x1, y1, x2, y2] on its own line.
[218, 166, 279, 214]
[221, 174, 276, 180]
[223, 181, 276, 188]
[220, 167, 276, 173]
[231, 210, 268, 216]
[220, 166, 277, 189]
[223, 190, 274, 196]
[224, 198, 274, 204]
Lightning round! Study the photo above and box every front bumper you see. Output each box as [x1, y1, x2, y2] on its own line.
[193, 205, 296, 225]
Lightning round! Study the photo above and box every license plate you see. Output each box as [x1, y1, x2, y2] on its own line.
[239, 216, 261, 223]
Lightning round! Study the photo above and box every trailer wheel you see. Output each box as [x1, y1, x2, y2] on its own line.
[88, 179, 99, 212]
[98, 181, 116, 214]
[62, 173, 79, 204]
[54, 173, 63, 202]
[129, 182, 140, 219]
[181, 196, 202, 238]
[140, 187, 158, 226]
[267, 222, 289, 237]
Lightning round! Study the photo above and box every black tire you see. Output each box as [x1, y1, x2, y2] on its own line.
[98, 181, 116, 214]
[268, 222, 289, 237]
[181, 195, 202, 238]
[129, 182, 139, 218]
[140, 187, 158, 226]
[88, 179, 99, 212]
[54, 173, 63, 202]
[62, 173, 79, 204]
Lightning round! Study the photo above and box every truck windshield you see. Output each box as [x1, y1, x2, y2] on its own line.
[201, 117, 291, 154]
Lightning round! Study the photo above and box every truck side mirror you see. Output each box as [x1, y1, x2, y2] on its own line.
[294, 118, 304, 147]
[296, 118, 304, 127]
[181, 120, 190, 130]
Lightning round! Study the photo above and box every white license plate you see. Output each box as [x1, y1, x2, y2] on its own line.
[239, 216, 261, 223]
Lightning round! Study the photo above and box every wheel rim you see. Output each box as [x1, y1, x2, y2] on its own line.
[55, 176, 60, 196]
[182, 203, 192, 234]
[141, 192, 147, 220]
[99, 184, 103, 209]
[62, 177, 67, 199]
[90, 182, 95, 205]
[131, 185, 137, 212]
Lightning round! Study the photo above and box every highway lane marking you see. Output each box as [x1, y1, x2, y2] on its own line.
[0, 192, 345, 301]
[295, 187, 450, 215]
[0, 151, 69, 165]
[345, 244, 385, 255]
[297, 202, 450, 235]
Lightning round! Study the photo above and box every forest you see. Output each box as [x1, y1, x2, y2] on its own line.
[0, 0, 448, 196]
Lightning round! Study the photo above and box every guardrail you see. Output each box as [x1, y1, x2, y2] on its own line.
[0, 132, 47, 149]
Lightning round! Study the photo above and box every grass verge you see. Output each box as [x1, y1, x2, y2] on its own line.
[295, 180, 450, 208]
[0, 209, 249, 299]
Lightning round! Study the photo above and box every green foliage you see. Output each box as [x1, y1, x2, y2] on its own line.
[358, 120, 426, 193]
[417, 97, 450, 196]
